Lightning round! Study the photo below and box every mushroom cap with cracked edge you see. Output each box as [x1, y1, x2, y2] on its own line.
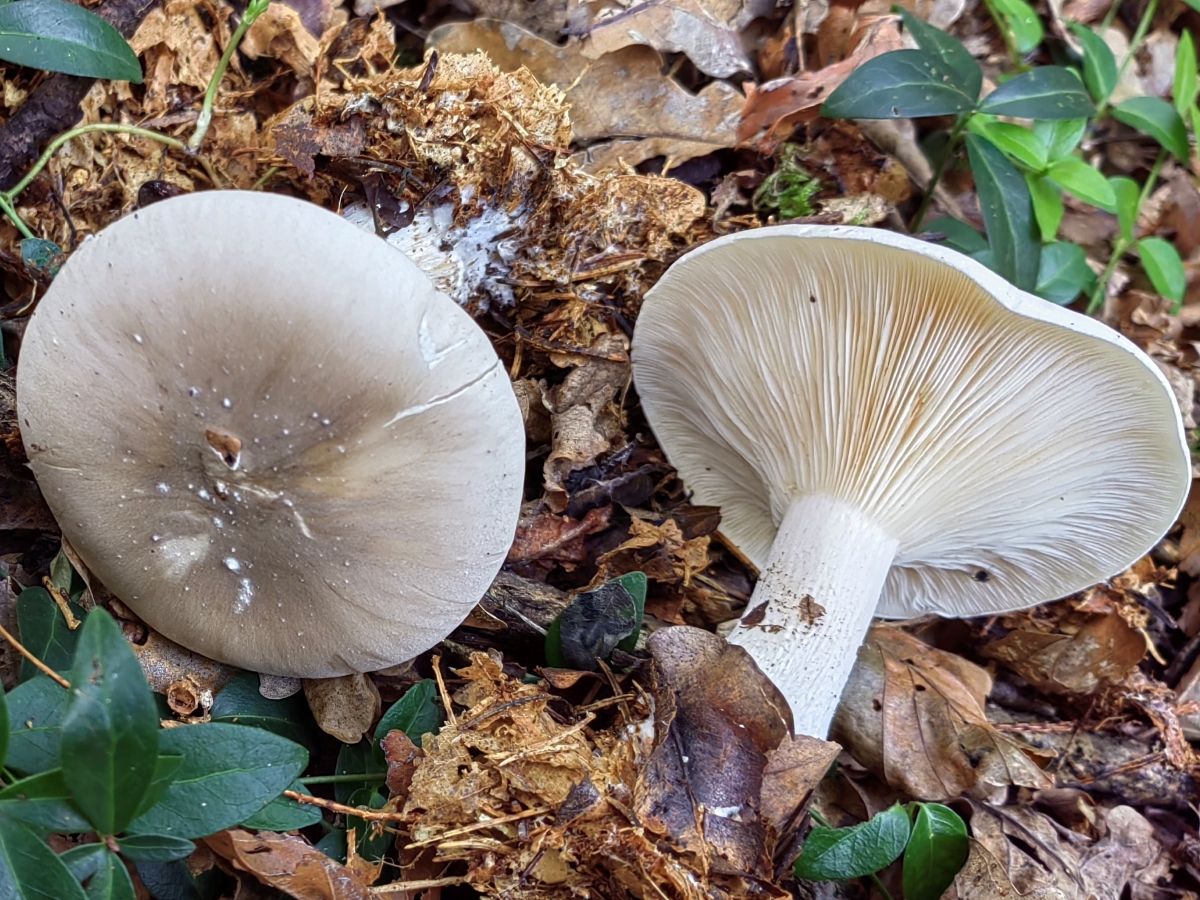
[631, 225, 1190, 620]
[17, 190, 526, 677]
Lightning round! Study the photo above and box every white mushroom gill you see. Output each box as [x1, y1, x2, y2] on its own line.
[632, 225, 1189, 737]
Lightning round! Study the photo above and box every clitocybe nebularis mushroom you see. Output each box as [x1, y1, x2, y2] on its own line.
[631, 225, 1190, 737]
[17, 190, 525, 678]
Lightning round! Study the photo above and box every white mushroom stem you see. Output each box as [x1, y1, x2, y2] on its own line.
[725, 494, 898, 738]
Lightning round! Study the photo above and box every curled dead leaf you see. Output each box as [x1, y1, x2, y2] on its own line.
[304, 672, 382, 744]
[206, 829, 371, 899]
[833, 627, 1053, 801]
[983, 612, 1147, 695]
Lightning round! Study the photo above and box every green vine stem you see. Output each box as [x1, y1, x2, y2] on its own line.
[0, 124, 187, 238]
[189, 0, 272, 151]
[1086, 148, 1166, 313]
[910, 114, 970, 233]
[1094, 0, 1159, 121]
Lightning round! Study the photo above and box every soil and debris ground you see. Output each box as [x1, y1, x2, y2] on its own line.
[0, 0, 1199, 896]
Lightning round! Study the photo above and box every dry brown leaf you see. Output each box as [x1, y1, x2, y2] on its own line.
[508, 504, 612, 567]
[206, 829, 372, 899]
[381, 730, 422, 801]
[429, 20, 744, 171]
[582, 0, 753, 78]
[595, 516, 711, 586]
[303, 672, 382, 744]
[241, 2, 322, 79]
[834, 627, 1053, 801]
[983, 612, 1147, 695]
[951, 802, 1169, 900]
[133, 630, 236, 701]
[542, 334, 629, 503]
[738, 16, 904, 144]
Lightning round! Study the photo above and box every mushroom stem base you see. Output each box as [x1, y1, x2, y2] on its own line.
[725, 494, 896, 738]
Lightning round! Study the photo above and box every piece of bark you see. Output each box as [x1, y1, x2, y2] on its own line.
[0, 0, 161, 190]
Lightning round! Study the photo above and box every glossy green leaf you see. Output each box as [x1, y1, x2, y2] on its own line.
[1045, 157, 1116, 210]
[0, 769, 91, 833]
[1026, 174, 1064, 241]
[347, 787, 391, 861]
[990, 0, 1043, 53]
[1068, 23, 1117, 102]
[133, 861, 214, 900]
[1036, 241, 1096, 303]
[925, 216, 987, 254]
[1191, 105, 1200, 145]
[1034, 118, 1088, 160]
[16, 587, 83, 679]
[132, 753, 184, 820]
[85, 850, 136, 900]
[240, 783, 323, 831]
[0, 685, 7, 770]
[375, 680, 441, 742]
[822, 49, 977, 119]
[795, 804, 912, 880]
[1109, 176, 1139, 241]
[966, 133, 1040, 289]
[614, 571, 648, 653]
[902, 803, 970, 900]
[211, 672, 317, 749]
[333, 739, 386, 804]
[117, 834, 196, 863]
[0, 0, 141, 81]
[1113, 96, 1190, 159]
[128, 722, 308, 838]
[49, 548, 76, 594]
[59, 844, 108, 883]
[61, 608, 159, 835]
[897, 8, 982, 99]
[546, 575, 644, 670]
[1176, 30, 1198, 116]
[315, 829, 348, 863]
[0, 816, 87, 900]
[1138, 237, 1186, 302]
[978, 67, 1093, 119]
[5, 675, 67, 774]
[969, 117, 1047, 169]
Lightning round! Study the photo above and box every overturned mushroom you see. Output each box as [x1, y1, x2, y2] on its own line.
[17, 190, 525, 678]
[631, 225, 1190, 737]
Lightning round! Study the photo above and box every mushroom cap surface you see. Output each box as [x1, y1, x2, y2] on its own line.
[632, 225, 1190, 619]
[18, 190, 525, 677]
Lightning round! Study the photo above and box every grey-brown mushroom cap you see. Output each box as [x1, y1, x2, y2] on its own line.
[17, 190, 526, 677]
[631, 225, 1190, 620]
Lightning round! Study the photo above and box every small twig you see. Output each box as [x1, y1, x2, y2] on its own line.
[0, 620, 70, 689]
[403, 806, 552, 849]
[368, 876, 470, 894]
[282, 790, 406, 822]
[431, 654, 457, 727]
[42, 577, 81, 629]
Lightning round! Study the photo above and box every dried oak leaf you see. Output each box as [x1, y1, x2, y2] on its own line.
[950, 802, 1166, 900]
[833, 627, 1052, 801]
[241, 2, 323, 79]
[508, 504, 612, 568]
[303, 672, 381, 744]
[738, 16, 904, 144]
[271, 101, 366, 179]
[983, 611, 1147, 695]
[428, 20, 744, 171]
[543, 334, 629, 505]
[595, 515, 711, 587]
[206, 829, 372, 899]
[582, 0, 753, 78]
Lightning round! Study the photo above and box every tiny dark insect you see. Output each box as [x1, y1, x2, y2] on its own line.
[973, 569, 990, 582]
[809, 294, 817, 303]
